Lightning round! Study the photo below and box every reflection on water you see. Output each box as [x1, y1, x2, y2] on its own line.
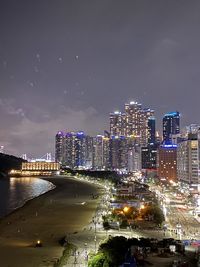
[0, 177, 55, 218]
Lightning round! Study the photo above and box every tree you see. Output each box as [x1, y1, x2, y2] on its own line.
[140, 205, 164, 225]
[99, 236, 128, 266]
[153, 206, 165, 225]
[103, 221, 110, 230]
[120, 219, 129, 228]
[88, 253, 107, 267]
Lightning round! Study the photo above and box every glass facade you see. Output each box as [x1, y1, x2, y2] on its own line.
[163, 111, 180, 144]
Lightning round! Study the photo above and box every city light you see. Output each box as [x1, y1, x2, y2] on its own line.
[1, 1, 200, 267]
[123, 206, 129, 213]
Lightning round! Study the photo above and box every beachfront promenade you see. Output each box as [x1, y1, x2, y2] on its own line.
[0, 176, 102, 267]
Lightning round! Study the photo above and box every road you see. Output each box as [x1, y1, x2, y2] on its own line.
[64, 182, 200, 266]
[151, 185, 200, 240]
[63, 218, 177, 266]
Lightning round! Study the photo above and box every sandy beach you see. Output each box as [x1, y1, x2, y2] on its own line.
[0, 176, 102, 267]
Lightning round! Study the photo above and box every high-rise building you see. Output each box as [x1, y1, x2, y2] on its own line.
[124, 101, 142, 137]
[55, 131, 65, 164]
[141, 145, 157, 170]
[140, 108, 155, 146]
[92, 135, 111, 170]
[163, 111, 180, 144]
[110, 111, 126, 136]
[141, 113, 157, 175]
[102, 136, 111, 170]
[85, 135, 93, 169]
[110, 101, 155, 146]
[158, 144, 177, 181]
[93, 135, 104, 170]
[65, 132, 76, 168]
[65, 131, 89, 169]
[75, 131, 87, 168]
[110, 136, 129, 171]
[56, 131, 90, 169]
[127, 140, 141, 172]
[177, 129, 200, 192]
[110, 111, 122, 136]
[56, 98, 156, 172]
[147, 116, 156, 145]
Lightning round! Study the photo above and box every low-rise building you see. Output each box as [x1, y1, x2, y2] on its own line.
[10, 161, 60, 176]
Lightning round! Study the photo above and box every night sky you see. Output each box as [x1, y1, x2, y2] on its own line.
[1, 0, 200, 157]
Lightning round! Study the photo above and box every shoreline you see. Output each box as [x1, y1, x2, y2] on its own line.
[0, 177, 56, 221]
[0, 175, 103, 267]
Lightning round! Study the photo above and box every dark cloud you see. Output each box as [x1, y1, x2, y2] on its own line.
[8, 106, 107, 157]
[0, 0, 200, 156]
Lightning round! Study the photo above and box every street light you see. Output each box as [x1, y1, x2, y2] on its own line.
[84, 243, 88, 266]
[163, 224, 168, 236]
[73, 248, 78, 266]
[123, 206, 129, 213]
[92, 216, 98, 253]
[140, 204, 145, 210]
[176, 222, 182, 240]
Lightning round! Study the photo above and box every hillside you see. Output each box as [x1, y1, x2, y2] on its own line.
[0, 153, 25, 176]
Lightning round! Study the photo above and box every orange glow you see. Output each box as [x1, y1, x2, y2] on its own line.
[123, 206, 129, 213]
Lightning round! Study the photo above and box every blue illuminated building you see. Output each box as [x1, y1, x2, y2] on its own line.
[163, 111, 180, 144]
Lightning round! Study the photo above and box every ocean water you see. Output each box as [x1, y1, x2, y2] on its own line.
[0, 177, 55, 218]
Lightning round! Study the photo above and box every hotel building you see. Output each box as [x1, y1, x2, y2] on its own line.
[158, 144, 177, 181]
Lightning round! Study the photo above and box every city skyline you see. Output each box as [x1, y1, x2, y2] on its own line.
[1, 0, 200, 157]
[1, 2, 200, 266]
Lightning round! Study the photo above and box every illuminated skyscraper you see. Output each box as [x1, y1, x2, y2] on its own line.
[124, 101, 142, 137]
[55, 131, 65, 164]
[56, 131, 90, 169]
[110, 111, 121, 136]
[93, 135, 104, 170]
[110, 111, 126, 136]
[140, 108, 155, 146]
[75, 131, 87, 168]
[85, 135, 93, 169]
[102, 136, 111, 170]
[110, 136, 128, 171]
[64, 131, 88, 169]
[126, 103, 155, 146]
[65, 132, 77, 168]
[127, 136, 141, 172]
[92, 135, 111, 170]
[109, 101, 155, 146]
[163, 111, 180, 144]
